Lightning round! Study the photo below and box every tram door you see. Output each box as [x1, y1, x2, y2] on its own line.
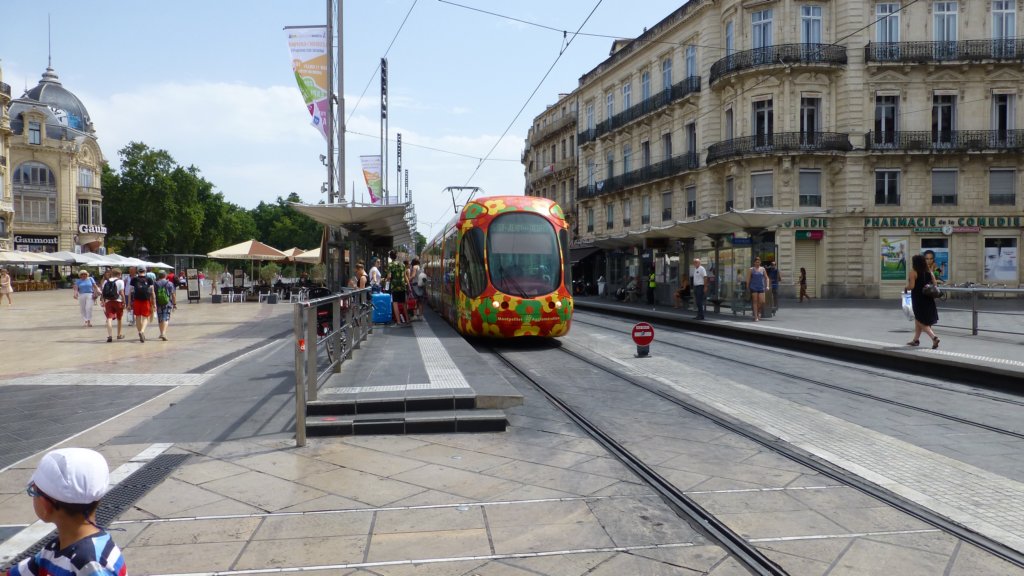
[795, 240, 819, 297]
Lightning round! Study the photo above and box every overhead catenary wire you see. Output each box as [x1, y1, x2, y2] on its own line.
[345, 0, 420, 126]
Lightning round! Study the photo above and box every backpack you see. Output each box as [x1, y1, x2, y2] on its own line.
[102, 279, 120, 300]
[156, 282, 171, 306]
[134, 277, 152, 300]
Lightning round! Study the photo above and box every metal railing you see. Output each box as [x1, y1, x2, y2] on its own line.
[864, 129, 1024, 152]
[578, 76, 701, 146]
[293, 288, 374, 446]
[865, 38, 1024, 64]
[706, 131, 852, 164]
[578, 152, 699, 200]
[709, 43, 847, 85]
[935, 286, 1024, 336]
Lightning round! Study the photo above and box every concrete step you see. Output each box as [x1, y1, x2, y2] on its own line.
[306, 409, 508, 436]
[307, 393, 477, 416]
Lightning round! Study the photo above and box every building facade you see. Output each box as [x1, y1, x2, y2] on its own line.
[7, 66, 106, 254]
[0, 65, 12, 251]
[528, 0, 1023, 300]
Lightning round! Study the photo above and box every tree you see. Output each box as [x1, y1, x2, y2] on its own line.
[103, 142, 177, 256]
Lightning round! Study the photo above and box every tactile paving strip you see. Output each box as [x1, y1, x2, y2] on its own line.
[0, 453, 189, 572]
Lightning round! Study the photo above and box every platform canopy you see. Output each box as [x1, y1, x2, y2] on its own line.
[289, 202, 416, 249]
[207, 239, 287, 261]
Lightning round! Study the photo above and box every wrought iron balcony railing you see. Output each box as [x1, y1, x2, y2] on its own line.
[706, 132, 852, 164]
[577, 152, 699, 199]
[528, 112, 577, 145]
[865, 38, 1024, 64]
[709, 43, 847, 85]
[579, 76, 701, 146]
[864, 129, 1024, 152]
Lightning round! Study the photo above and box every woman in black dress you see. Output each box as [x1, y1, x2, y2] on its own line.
[904, 254, 940, 348]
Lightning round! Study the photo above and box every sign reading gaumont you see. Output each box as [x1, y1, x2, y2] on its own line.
[78, 224, 107, 234]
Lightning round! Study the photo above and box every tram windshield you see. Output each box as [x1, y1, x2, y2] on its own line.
[488, 212, 560, 297]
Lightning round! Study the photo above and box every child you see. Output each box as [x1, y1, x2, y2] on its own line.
[8, 448, 126, 576]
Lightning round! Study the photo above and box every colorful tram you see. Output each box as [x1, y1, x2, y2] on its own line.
[421, 196, 573, 338]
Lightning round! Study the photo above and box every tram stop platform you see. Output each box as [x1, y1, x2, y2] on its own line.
[303, 311, 524, 437]
[573, 294, 1024, 386]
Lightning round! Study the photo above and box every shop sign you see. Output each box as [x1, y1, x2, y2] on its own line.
[730, 236, 753, 245]
[13, 234, 58, 247]
[795, 230, 824, 240]
[782, 218, 829, 228]
[78, 224, 108, 234]
[913, 226, 982, 234]
[867, 216, 1022, 228]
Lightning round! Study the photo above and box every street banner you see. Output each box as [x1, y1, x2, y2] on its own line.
[285, 26, 329, 141]
[360, 155, 383, 204]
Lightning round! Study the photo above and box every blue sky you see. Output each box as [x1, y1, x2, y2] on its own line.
[3, 0, 685, 241]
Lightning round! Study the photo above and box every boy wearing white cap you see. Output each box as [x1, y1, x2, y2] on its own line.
[9, 448, 126, 576]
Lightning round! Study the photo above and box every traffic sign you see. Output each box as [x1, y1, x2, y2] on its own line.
[631, 322, 654, 346]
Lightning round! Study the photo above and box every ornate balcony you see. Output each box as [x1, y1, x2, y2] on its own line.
[864, 130, 1024, 152]
[578, 76, 701, 146]
[865, 38, 1024, 64]
[577, 152, 699, 199]
[709, 44, 847, 86]
[528, 112, 576, 145]
[706, 132, 852, 164]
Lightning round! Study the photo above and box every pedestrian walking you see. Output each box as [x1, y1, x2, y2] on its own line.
[386, 250, 409, 326]
[692, 258, 707, 320]
[12, 448, 127, 576]
[798, 267, 811, 302]
[72, 270, 100, 327]
[766, 261, 782, 315]
[746, 257, 768, 322]
[123, 266, 136, 326]
[154, 271, 177, 341]
[129, 267, 156, 343]
[0, 268, 13, 305]
[100, 268, 126, 342]
[647, 269, 657, 308]
[905, 254, 940, 349]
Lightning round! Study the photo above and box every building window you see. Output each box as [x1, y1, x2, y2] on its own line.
[685, 45, 697, 78]
[993, 93, 1015, 144]
[78, 200, 90, 225]
[801, 6, 822, 45]
[725, 21, 734, 55]
[623, 200, 631, 227]
[990, 169, 1016, 206]
[79, 167, 95, 188]
[753, 99, 773, 147]
[661, 190, 673, 221]
[874, 95, 898, 146]
[641, 71, 651, 101]
[623, 144, 632, 173]
[662, 58, 672, 92]
[586, 104, 594, 131]
[993, 1, 1016, 56]
[686, 185, 697, 217]
[932, 94, 956, 146]
[685, 122, 697, 155]
[800, 97, 820, 145]
[752, 9, 773, 63]
[984, 237, 1018, 281]
[661, 133, 672, 161]
[641, 141, 651, 168]
[751, 172, 774, 208]
[587, 207, 594, 232]
[606, 151, 615, 180]
[876, 3, 900, 42]
[726, 177, 734, 211]
[725, 108, 734, 140]
[569, 134, 574, 151]
[606, 202, 614, 230]
[587, 159, 596, 188]
[932, 169, 957, 205]
[606, 92, 614, 121]
[561, 138, 567, 159]
[622, 82, 631, 110]
[28, 121, 42, 145]
[875, 170, 900, 205]
[934, 1, 958, 59]
[642, 195, 651, 224]
[799, 170, 822, 207]
[561, 181, 567, 207]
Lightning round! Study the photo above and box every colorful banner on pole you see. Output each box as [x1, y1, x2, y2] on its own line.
[360, 155, 383, 204]
[285, 26, 329, 141]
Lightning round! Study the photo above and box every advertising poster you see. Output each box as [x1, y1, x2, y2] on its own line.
[984, 240, 1018, 281]
[880, 236, 907, 280]
[285, 26, 330, 142]
[360, 155, 383, 204]
[921, 247, 949, 283]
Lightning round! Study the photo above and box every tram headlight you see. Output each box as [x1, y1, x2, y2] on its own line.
[492, 300, 500, 308]
[555, 300, 562, 308]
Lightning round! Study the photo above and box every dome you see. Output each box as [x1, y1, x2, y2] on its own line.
[23, 67, 91, 132]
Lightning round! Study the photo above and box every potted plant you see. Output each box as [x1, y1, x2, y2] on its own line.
[259, 262, 280, 303]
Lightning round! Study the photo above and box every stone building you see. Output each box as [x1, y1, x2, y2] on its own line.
[7, 65, 106, 254]
[0, 65, 12, 251]
[528, 1, 1023, 301]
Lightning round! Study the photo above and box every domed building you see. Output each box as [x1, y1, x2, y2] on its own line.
[7, 64, 106, 254]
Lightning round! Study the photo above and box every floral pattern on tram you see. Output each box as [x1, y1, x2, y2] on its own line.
[454, 196, 573, 338]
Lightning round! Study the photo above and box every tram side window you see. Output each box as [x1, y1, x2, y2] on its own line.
[459, 228, 487, 298]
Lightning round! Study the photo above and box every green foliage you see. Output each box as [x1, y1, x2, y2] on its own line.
[414, 232, 427, 256]
[258, 262, 280, 284]
[310, 263, 326, 281]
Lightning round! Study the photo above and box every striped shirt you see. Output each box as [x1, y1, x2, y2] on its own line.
[8, 530, 126, 576]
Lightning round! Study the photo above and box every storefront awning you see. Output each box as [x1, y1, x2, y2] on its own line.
[569, 246, 601, 263]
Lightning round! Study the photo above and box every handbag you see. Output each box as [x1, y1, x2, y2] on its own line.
[922, 283, 941, 299]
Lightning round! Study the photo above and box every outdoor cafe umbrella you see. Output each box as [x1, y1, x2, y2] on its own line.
[207, 239, 287, 284]
[0, 250, 73, 265]
[280, 247, 305, 262]
[294, 247, 321, 264]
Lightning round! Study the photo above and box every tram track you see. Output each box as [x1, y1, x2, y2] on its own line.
[486, 338, 1024, 571]
[573, 314, 1024, 440]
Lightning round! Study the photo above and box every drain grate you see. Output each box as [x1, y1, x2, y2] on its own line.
[1, 453, 189, 572]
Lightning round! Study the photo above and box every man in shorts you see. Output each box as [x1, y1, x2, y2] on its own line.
[129, 267, 156, 343]
[153, 271, 177, 341]
[100, 269, 125, 342]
